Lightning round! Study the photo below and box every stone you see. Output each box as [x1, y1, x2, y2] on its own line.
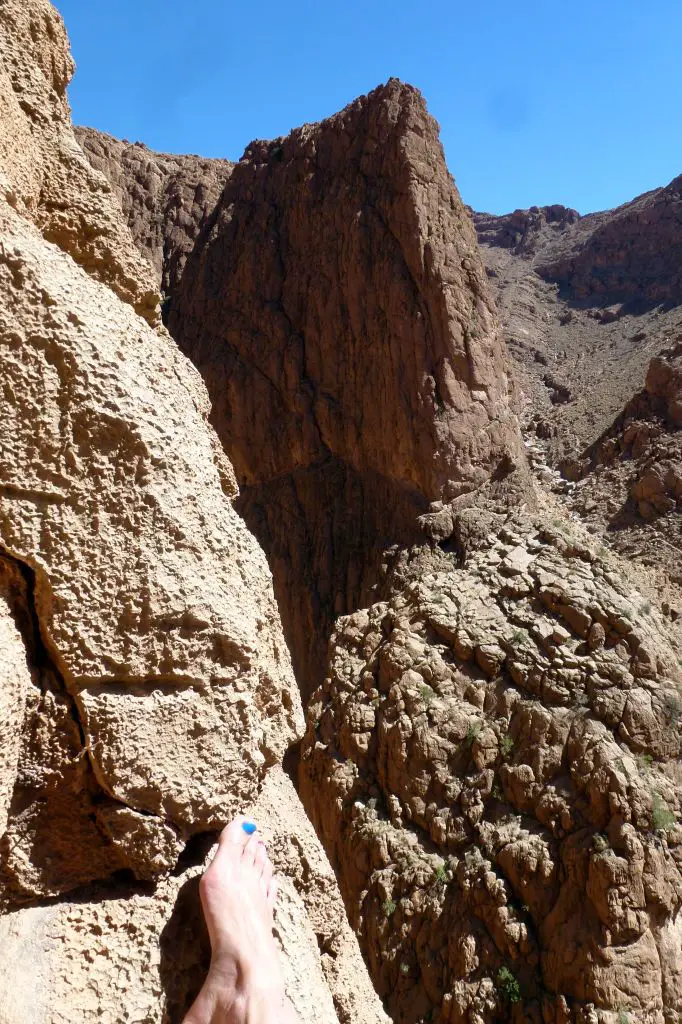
[0, 4, 387, 1021]
[0, 0, 159, 323]
[77, 127, 234, 299]
[301, 513, 682, 1022]
[168, 79, 529, 700]
[501, 544, 536, 575]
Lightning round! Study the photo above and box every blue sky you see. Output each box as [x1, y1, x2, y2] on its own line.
[54, 0, 681, 215]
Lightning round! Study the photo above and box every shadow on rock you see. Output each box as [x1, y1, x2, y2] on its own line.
[159, 873, 211, 1024]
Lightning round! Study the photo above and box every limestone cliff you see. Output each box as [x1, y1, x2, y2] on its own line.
[169, 80, 527, 698]
[0, 3, 387, 1022]
[53, 25, 682, 1024]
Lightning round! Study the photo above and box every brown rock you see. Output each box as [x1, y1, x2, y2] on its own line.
[170, 79, 528, 697]
[76, 126, 233, 299]
[301, 514, 682, 1022]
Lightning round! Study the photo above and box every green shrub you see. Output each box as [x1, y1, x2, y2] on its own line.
[496, 966, 521, 1003]
[466, 721, 482, 748]
[382, 898, 397, 917]
[651, 792, 676, 833]
[500, 734, 514, 757]
[434, 863, 447, 884]
[420, 683, 435, 706]
[592, 832, 609, 853]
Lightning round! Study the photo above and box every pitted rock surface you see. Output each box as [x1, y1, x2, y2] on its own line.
[0, 3, 388, 1021]
[301, 515, 682, 1022]
[76, 126, 233, 299]
[0, 0, 159, 323]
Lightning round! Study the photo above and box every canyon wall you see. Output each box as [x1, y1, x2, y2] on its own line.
[0, 3, 386, 1022]
[75, 127, 233, 300]
[74, 39, 682, 1024]
[169, 80, 527, 697]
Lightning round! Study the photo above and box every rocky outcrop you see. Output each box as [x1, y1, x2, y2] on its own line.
[301, 513, 682, 1022]
[75, 126, 233, 299]
[473, 205, 580, 258]
[0, 3, 387, 1021]
[555, 341, 682, 611]
[0, 0, 159, 324]
[170, 80, 528, 698]
[473, 177, 682, 475]
[536, 175, 682, 308]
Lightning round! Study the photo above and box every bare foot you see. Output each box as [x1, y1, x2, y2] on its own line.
[183, 816, 294, 1024]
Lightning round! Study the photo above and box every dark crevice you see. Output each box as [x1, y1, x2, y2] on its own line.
[172, 830, 220, 875]
[0, 548, 88, 746]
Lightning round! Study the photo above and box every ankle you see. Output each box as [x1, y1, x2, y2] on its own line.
[184, 963, 286, 1024]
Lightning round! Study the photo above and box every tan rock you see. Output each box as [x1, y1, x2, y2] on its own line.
[0, 4, 387, 1020]
[0, 0, 159, 323]
[301, 514, 682, 1022]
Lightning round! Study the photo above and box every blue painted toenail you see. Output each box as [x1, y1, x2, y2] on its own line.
[242, 821, 257, 835]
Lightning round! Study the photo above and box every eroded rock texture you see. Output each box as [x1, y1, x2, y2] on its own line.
[301, 514, 682, 1023]
[0, 3, 387, 1021]
[170, 80, 527, 697]
[75, 127, 233, 299]
[0, 0, 159, 323]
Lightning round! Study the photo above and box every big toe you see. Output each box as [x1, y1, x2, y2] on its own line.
[222, 816, 258, 848]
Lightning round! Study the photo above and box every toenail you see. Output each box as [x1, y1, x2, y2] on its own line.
[242, 821, 257, 835]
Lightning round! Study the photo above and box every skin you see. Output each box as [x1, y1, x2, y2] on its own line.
[184, 816, 298, 1024]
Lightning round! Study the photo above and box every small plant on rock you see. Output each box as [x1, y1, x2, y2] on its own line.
[616, 1009, 631, 1024]
[466, 720, 482, 748]
[637, 753, 654, 774]
[434, 862, 448, 884]
[382, 897, 397, 917]
[420, 683, 435, 706]
[500, 733, 514, 757]
[651, 792, 677, 833]
[496, 966, 521, 1004]
[592, 832, 609, 853]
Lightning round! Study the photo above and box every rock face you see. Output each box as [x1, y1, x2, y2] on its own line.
[169, 80, 527, 697]
[300, 513, 682, 1023]
[535, 175, 682, 308]
[473, 180, 682, 472]
[0, 0, 159, 324]
[560, 340, 682, 614]
[0, 3, 387, 1022]
[50, 22, 682, 1024]
[75, 127, 233, 299]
